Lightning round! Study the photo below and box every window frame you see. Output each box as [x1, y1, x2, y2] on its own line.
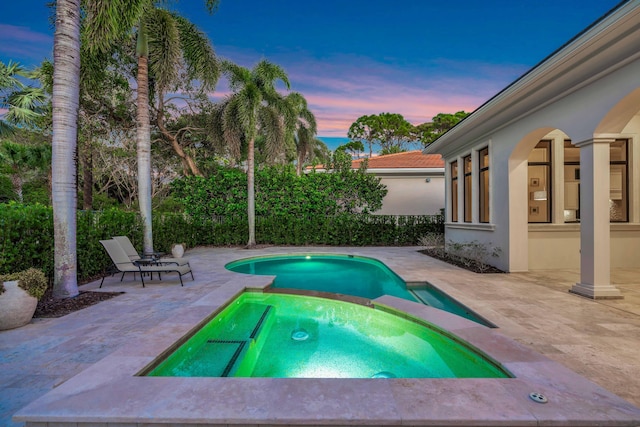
[478, 147, 489, 223]
[528, 140, 552, 224]
[609, 139, 629, 223]
[463, 154, 472, 223]
[450, 160, 459, 222]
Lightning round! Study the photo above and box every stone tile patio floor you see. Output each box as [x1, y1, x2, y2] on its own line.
[1, 246, 639, 426]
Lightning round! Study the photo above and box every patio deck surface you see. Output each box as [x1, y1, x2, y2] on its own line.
[1, 246, 639, 426]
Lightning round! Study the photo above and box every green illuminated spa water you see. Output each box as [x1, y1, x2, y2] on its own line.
[148, 293, 509, 379]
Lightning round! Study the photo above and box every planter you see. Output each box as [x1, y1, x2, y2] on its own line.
[171, 243, 185, 258]
[0, 280, 38, 330]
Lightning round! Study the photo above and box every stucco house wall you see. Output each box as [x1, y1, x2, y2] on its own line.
[373, 175, 444, 216]
[351, 151, 445, 216]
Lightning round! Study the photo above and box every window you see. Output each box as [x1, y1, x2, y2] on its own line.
[450, 160, 458, 222]
[528, 141, 551, 223]
[463, 155, 472, 222]
[610, 139, 628, 222]
[563, 140, 580, 222]
[479, 147, 489, 223]
[563, 139, 628, 223]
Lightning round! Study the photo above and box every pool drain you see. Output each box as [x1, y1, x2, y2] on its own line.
[528, 392, 548, 404]
[371, 371, 396, 378]
[291, 328, 309, 341]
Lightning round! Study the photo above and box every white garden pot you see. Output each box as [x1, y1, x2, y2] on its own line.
[171, 244, 185, 258]
[0, 280, 38, 330]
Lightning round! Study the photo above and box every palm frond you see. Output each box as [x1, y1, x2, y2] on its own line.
[222, 61, 251, 91]
[147, 8, 181, 91]
[172, 13, 219, 90]
[253, 59, 290, 90]
[82, 0, 150, 54]
[258, 105, 286, 161]
[0, 61, 27, 90]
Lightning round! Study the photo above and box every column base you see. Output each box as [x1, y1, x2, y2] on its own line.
[569, 282, 624, 299]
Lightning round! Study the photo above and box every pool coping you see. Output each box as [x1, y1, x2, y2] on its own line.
[14, 279, 640, 426]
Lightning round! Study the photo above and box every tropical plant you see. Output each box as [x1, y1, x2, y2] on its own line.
[84, 0, 220, 257]
[283, 92, 318, 175]
[0, 60, 47, 137]
[211, 59, 294, 248]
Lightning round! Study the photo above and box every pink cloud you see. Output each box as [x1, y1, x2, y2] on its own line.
[0, 25, 52, 62]
[210, 47, 528, 137]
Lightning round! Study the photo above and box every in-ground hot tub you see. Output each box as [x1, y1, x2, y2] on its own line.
[146, 292, 509, 379]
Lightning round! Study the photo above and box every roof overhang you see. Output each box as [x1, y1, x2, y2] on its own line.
[424, 1, 640, 158]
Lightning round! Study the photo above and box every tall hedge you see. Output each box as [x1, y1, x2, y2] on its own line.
[171, 162, 389, 218]
[0, 207, 443, 285]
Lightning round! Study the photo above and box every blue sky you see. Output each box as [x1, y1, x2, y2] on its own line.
[0, 0, 622, 137]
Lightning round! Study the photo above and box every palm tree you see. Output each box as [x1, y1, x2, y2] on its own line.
[85, 2, 219, 256]
[211, 60, 293, 248]
[0, 60, 47, 137]
[283, 92, 319, 176]
[51, 0, 82, 299]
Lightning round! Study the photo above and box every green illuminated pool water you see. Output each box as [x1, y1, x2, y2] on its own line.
[147, 292, 509, 379]
[225, 254, 493, 327]
[225, 254, 416, 300]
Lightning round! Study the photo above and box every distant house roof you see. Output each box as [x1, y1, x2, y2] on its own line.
[352, 150, 444, 169]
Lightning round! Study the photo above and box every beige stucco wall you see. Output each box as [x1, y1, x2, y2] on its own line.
[528, 226, 640, 270]
[375, 175, 445, 215]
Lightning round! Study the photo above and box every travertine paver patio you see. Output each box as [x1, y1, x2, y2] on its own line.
[1, 246, 639, 426]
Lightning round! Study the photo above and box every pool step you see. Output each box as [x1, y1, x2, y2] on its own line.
[205, 304, 274, 377]
[409, 288, 495, 328]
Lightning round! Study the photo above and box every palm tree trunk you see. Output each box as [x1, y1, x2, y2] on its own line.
[247, 137, 256, 248]
[136, 54, 154, 256]
[51, 0, 81, 299]
[296, 150, 304, 176]
[10, 173, 23, 202]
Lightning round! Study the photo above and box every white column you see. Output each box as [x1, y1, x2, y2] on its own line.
[570, 138, 623, 299]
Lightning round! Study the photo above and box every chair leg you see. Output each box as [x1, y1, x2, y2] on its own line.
[121, 272, 126, 282]
[100, 276, 105, 288]
[179, 273, 184, 286]
[190, 271, 194, 280]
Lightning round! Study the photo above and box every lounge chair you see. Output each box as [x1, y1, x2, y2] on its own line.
[112, 235, 191, 267]
[99, 239, 194, 288]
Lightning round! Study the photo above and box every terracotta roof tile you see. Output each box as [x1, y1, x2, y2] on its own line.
[351, 150, 444, 169]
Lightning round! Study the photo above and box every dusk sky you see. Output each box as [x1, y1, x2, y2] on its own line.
[0, 0, 622, 140]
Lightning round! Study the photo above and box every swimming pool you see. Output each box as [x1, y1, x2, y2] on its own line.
[147, 292, 509, 379]
[225, 254, 493, 327]
[226, 254, 414, 300]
